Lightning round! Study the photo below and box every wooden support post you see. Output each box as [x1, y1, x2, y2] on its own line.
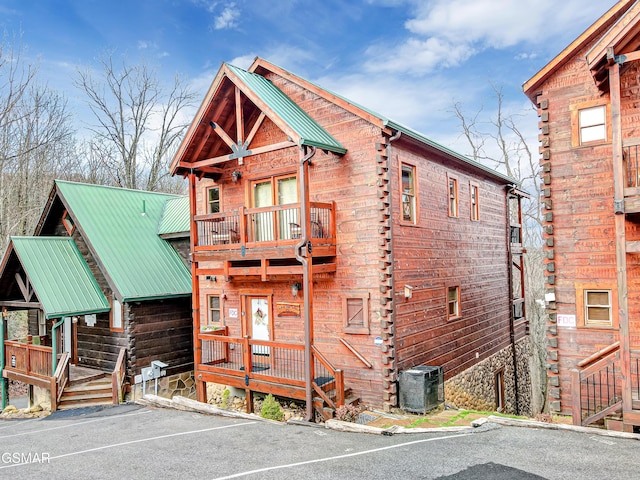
[610, 60, 633, 414]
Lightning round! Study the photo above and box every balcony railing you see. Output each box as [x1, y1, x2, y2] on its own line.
[4, 339, 53, 378]
[198, 330, 344, 410]
[195, 202, 334, 249]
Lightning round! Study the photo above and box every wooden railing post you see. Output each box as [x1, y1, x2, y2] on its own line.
[571, 368, 582, 425]
[243, 336, 251, 385]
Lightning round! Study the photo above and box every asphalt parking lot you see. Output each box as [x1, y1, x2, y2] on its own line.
[0, 403, 638, 479]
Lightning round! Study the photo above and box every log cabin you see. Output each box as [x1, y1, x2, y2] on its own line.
[0, 180, 193, 411]
[523, 0, 640, 431]
[172, 57, 531, 421]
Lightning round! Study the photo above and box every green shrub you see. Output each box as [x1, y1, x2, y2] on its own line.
[221, 389, 230, 409]
[260, 394, 283, 421]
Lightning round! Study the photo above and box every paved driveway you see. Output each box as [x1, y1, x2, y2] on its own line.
[0, 404, 637, 479]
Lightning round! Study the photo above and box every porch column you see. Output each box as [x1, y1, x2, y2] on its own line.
[609, 56, 632, 412]
[1, 313, 7, 410]
[188, 171, 206, 403]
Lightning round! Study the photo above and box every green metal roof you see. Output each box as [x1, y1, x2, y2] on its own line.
[56, 181, 191, 302]
[253, 60, 517, 185]
[158, 196, 190, 236]
[11, 237, 110, 319]
[226, 64, 347, 155]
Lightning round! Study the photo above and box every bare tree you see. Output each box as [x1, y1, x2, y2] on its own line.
[453, 84, 546, 414]
[0, 33, 78, 246]
[75, 54, 195, 192]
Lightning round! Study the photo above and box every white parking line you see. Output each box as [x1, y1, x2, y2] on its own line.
[0, 421, 257, 469]
[212, 432, 473, 479]
[0, 408, 152, 439]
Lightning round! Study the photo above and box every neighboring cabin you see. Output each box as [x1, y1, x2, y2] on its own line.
[171, 57, 531, 420]
[0, 180, 193, 410]
[523, 0, 640, 431]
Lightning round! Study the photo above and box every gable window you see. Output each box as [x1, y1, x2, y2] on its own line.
[207, 187, 220, 214]
[342, 292, 370, 334]
[401, 164, 417, 224]
[110, 297, 124, 332]
[62, 210, 75, 235]
[579, 106, 606, 144]
[447, 286, 460, 318]
[202, 294, 222, 331]
[470, 183, 479, 221]
[584, 290, 612, 327]
[448, 176, 458, 217]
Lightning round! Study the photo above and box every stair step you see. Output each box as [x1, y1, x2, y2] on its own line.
[345, 395, 360, 406]
[57, 399, 113, 410]
[60, 392, 113, 403]
[63, 383, 112, 394]
[68, 373, 110, 386]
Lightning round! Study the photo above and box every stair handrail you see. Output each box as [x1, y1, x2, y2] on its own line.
[311, 345, 344, 409]
[111, 347, 127, 405]
[51, 352, 71, 412]
[571, 341, 622, 426]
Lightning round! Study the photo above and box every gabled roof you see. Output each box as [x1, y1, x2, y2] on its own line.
[9, 237, 110, 319]
[249, 58, 517, 185]
[170, 62, 345, 175]
[55, 181, 191, 302]
[158, 196, 190, 238]
[523, 0, 637, 101]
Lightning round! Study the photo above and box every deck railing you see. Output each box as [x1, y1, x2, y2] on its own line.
[51, 352, 70, 412]
[571, 342, 622, 426]
[623, 139, 640, 188]
[194, 202, 334, 249]
[112, 347, 128, 404]
[4, 339, 53, 378]
[198, 333, 344, 409]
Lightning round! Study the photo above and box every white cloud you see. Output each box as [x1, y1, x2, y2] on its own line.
[214, 3, 240, 30]
[366, 0, 615, 75]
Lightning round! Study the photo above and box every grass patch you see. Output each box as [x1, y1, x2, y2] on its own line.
[406, 409, 527, 428]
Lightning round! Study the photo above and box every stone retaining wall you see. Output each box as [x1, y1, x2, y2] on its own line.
[444, 337, 532, 416]
[128, 370, 197, 401]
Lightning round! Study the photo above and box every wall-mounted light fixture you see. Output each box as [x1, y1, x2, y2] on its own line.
[291, 282, 302, 298]
[231, 171, 242, 183]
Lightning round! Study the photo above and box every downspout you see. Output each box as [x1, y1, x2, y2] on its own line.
[51, 317, 65, 376]
[506, 186, 520, 416]
[295, 145, 317, 422]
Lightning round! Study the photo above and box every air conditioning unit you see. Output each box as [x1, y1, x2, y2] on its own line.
[399, 366, 444, 414]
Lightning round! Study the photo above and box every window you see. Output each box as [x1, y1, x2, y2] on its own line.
[38, 311, 47, 336]
[570, 101, 609, 147]
[207, 187, 220, 214]
[251, 174, 298, 241]
[62, 210, 75, 235]
[202, 295, 222, 331]
[110, 297, 123, 332]
[470, 183, 479, 221]
[342, 292, 370, 334]
[448, 176, 458, 217]
[584, 290, 612, 327]
[447, 286, 460, 318]
[579, 106, 606, 144]
[401, 164, 417, 223]
[575, 282, 617, 329]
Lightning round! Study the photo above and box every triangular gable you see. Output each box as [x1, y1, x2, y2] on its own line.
[170, 63, 345, 176]
[523, 0, 636, 101]
[0, 237, 110, 319]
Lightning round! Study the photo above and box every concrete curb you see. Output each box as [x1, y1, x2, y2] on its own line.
[486, 415, 640, 441]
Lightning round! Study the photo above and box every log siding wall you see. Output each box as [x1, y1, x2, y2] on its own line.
[533, 36, 640, 414]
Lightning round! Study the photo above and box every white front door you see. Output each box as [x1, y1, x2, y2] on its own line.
[248, 296, 270, 356]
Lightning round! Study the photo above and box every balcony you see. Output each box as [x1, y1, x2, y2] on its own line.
[623, 140, 640, 213]
[194, 202, 336, 264]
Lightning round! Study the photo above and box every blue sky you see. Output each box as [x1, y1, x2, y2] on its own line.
[0, 0, 618, 164]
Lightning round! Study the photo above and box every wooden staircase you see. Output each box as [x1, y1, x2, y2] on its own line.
[57, 373, 114, 410]
[313, 379, 360, 421]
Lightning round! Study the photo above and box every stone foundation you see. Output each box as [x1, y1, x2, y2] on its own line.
[444, 337, 532, 416]
[129, 371, 197, 401]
